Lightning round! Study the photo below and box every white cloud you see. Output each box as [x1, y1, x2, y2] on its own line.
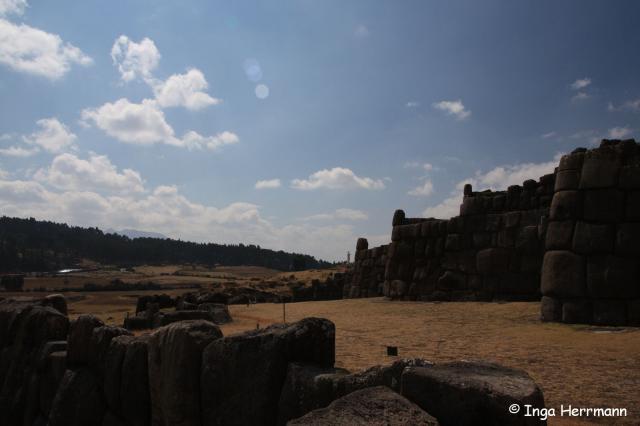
[181, 130, 239, 151]
[432, 99, 471, 120]
[354, 24, 369, 38]
[404, 161, 433, 172]
[408, 180, 434, 197]
[81, 98, 177, 145]
[0, 170, 368, 261]
[34, 152, 144, 194]
[304, 208, 368, 221]
[608, 126, 633, 139]
[422, 155, 562, 219]
[571, 92, 590, 102]
[608, 99, 640, 112]
[153, 68, 221, 110]
[541, 131, 557, 139]
[23, 118, 76, 153]
[255, 179, 281, 189]
[291, 167, 385, 190]
[111, 35, 160, 82]
[406, 101, 420, 108]
[571, 77, 591, 90]
[0, 145, 38, 157]
[82, 98, 238, 151]
[0, 18, 92, 79]
[0, 0, 27, 16]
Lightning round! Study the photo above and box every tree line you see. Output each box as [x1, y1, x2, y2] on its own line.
[0, 216, 331, 272]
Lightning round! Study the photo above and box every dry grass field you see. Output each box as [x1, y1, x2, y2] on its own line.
[5, 266, 638, 425]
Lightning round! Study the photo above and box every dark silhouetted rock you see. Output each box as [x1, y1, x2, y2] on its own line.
[67, 315, 104, 367]
[49, 368, 106, 426]
[120, 336, 150, 426]
[148, 320, 222, 426]
[201, 318, 335, 426]
[197, 303, 232, 324]
[541, 251, 585, 298]
[288, 386, 439, 426]
[401, 361, 545, 426]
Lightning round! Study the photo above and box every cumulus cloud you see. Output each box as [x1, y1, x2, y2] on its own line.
[0, 18, 92, 79]
[181, 130, 239, 151]
[82, 99, 175, 145]
[111, 35, 160, 82]
[608, 98, 640, 112]
[291, 167, 385, 191]
[255, 179, 281, 189]
[0, 169, 366, 261]
[34, 152, 145, 194]
[81, 98, 238, 150]
[0, 0, 27, 16]
[408, 180, 434, 197]
[432, 99, 471, 120]
[422, 155, 562, 219]
[571, 77, 591, 90]
[0, 145, 38, 157]
[153, 68, 221, 110]
[22, 118, 76, 153]
[608, 126, 633, 139]
[303, 208, 368, 221]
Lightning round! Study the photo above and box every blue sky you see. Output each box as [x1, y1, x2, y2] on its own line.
[1, 0, 639, 261]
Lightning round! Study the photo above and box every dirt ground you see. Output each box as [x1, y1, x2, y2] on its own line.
[220, 299, 639, 426]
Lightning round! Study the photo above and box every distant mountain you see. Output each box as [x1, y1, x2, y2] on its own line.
[106, 228, 167, 239]
[0, 216, 331, 272]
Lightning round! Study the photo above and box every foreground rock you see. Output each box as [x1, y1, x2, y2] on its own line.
[288, 386, 439, 425]
[277, 358, 431, 424]
[401, 361, 546, 426]
[148, 320, 222, 426]
[201, 318, 335, 426]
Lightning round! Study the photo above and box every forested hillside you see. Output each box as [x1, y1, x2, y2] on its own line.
[0, 216, 330, 272]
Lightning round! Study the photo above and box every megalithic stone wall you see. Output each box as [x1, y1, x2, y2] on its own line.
[350, 139, 640, 326]
[382, 171, 554, 302]
[345, 238, 389, 298]
[541, 140, 640, 326]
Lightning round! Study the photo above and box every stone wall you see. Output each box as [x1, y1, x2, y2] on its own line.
[382, 172, 555, 302]
[541, 140, 640, 326]
[352, 139, 640, 326]
[344, 238, 388, 298]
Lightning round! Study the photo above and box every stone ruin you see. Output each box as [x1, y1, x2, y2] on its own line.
[349, 139, 640, 326]
[0, 295, 547, 425]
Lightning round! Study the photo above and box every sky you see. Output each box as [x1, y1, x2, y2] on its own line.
[1, 0, 639, 261]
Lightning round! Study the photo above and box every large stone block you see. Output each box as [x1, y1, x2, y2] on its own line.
[615, 223, 640, 256]
[148, 320, 222, 426]
[485, 214, 502, 231]
[476, 248, 510, 275]
[593, 301, 627, 326]
[515, 226, 540, 254]
[571, 222, 614, 254]
[67, 315, 104, 367]
[445, 234, 461, 251]
[401, 362, 545, 426]
[355, 238, 368, 251]
[437, 271, 466, 291]
[554, 170, 580, 191]
[587, 256, 638, 299]
[558, 152, 584, 171]
[541, 251, 586, 298]
[628, 300, 640, 326]
[549, 191, 581, 221]
[545, 220, 574, 250]
[540, 296, 562, 322]
[562, 300, 591, 324]
[201, 318, 335, 426]
[583, 189, 624, 222]
[505, 212, 520, 228]
[579, 155, 621, 189]
[120, 336, 150, 426]
[289, 386, 439, 426]
[48, 368, 106, 426]
[392, 209, 405, 226]
[626, 191, 640, 220]
[619, 165, 640, 189]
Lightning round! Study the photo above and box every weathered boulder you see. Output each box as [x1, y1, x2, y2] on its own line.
[197, 303, 232, 324]
[42, 294, 68, 315]
[540, 251, 585, 298]
[401, 361, 545, 426]
[201, 318, 335, 426]
[67, 315, 104, 366]
[89, 326, 132, 376]
[48, 368, 106, 426]
[540, 296, 562, 322]
[148, 320, 222, 426]
[103, 335, 134, 414]
[151, 310, 218, 328]
[288, 386, 439, 426]
[120, 336, 150, 426]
